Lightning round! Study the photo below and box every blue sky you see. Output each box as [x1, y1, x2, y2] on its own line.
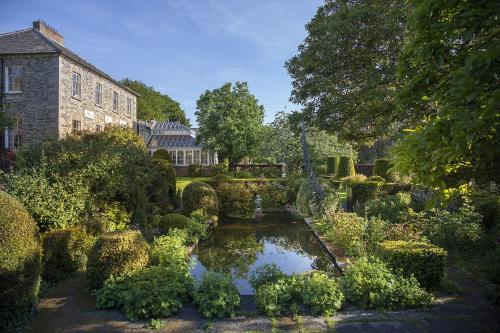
[1, 0, 323, 125]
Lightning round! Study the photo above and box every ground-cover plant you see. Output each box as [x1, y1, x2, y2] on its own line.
[151, 232, 190, 272]
[340, 256, 433, 310]
[301, 271, 344, 315]
[194, 271, 241, 318]
[96, 265, 194, 321]
[254, 276, 297, 316]
[249, 263, 287, 290]
[315, 213, 366, 256]
[182, 182, 219, 217]
[87, 230, 150, 290]
[0, 191, 42, 331]
[377, 241, 447, 290]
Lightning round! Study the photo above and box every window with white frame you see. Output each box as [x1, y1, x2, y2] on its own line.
[177, 150, 184, 165]
[169, 150, 177, 165]
[113, 91, 118, 111]
[201, 151, 207, 165]
[72, 120, 81, 132]
[5, 66, 23, 93]
[3, 118, 22, 150]
[194, 150, 200, 164]
[127, 98, 132, 116]
[95, 83, 102, 106]
[72, 72, 81, 98]
[186, 151, 193, 165]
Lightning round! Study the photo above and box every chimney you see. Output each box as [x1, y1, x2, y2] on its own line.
[33, 20, 64, 46]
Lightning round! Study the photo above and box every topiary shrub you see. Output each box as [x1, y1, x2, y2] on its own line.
[194, 271, 241, 318]
[0, 191, 42, 331]
[349, 181, 379, 209]
[157, 213, 206, 244]
[188, 163, 202, 177]
[152, 149, 172, 162]
[327, 156, 340, 177]
[378, 241, 447, 290]
[215, 182, 254, 217]
[182, 182, 219, 217]
[337, 156, 355, 178]
[314, 164, 328, 176]
[373, 158, 394, 182]
[367, 175, 386, 183]
[87, 230, 150, 290]
[150, 159, 176, 213]
[296, 180, 315, 216]
[41, 227, 96, 282]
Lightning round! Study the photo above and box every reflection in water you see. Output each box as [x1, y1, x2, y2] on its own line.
[191, 213, 336, 295]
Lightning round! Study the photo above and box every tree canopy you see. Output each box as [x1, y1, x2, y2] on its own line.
[285, 0, 407, 143]
[391, 0, 500, 194]
[195, 82, 265, 167]
[121, 79, 188, 125]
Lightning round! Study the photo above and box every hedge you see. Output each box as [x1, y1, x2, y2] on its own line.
[150, 159, 176, 213]
[152, 149, 172, 162]
[373, 158, 394, 182]
[296, 180, 315, 216]
[327, 156, 340, 177]
[216, 182, 255, 217]
[182, 182, 218, 217]
[0, 191, 42, 331]
[41, 227, 96, 282]
[348, 181, 379, 209]
[158, 213, 192, 234]
[87, 231, 150, 290]
[188, 164, 202, 177]
[378, 240, 447, 290]
[337, 156, 355, 178]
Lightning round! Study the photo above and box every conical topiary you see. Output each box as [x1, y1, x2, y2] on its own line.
[337, 156, 355, 178]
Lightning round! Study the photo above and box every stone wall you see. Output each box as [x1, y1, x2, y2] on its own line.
[1, 54, 59, 145]
[58, 55, 137, 137]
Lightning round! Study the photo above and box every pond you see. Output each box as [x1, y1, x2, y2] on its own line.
[191, 213, 338, 295]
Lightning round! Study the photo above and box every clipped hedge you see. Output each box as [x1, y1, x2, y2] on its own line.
[152, 149, 172, 162]
[0, 191, 42, 331]
[378, 241, 447, 290]
[215, 181, 255, 217]
[337, 156, 355, 178]
[349, 181, 379, 209]
[188, 163, 202, 177]
[41, 227, 96, 282]
[373, 158, 394, 182]
[157, 213, 192, 234]
[182, 182, 218, 217]
[150, 159, 176, 213]
[296, 179, 315, 216]
[87, 231, 150, 290]
[327, 156, 340, 176]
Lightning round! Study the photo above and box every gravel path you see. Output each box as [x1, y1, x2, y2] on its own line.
[25, 271, 500, 333]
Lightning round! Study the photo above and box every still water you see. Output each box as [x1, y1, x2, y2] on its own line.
[191, 213, 336, 295]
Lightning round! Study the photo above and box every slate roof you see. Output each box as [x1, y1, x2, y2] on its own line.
[151, 121, 190, 131]
[148, 134, 202, 149]
[0, 28, 138, 96]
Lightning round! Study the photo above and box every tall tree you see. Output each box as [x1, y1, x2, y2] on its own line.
[121, 79, 188, 125]
[286, 0, 407, 143]
[195, 82, 264, 168]
[391, 0, 500, 194]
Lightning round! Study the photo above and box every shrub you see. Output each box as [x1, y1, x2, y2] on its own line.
[340, 257, 433, 310]
[315, 214, 366, 256]
[188, 163, 202, 177]
[327, 156, 340, 176]
[0, 191, 42, 331]
[207, 164, 228, 176]
[373, 158, 395, 182]
[151, 232, 190, 272]
[249, 264, 286, 290]
[337, 156, 355, 178]
[301, 271, 344, 315]
[96, 265, 193, 321]
[85, 201, 130, 234]
[209, 173, 233, 185]
[386, 223, 425, 242]
[470, 191, 500, 229]
[87, 230, 150, 290]
[367, 175, 386, 183]
[233, 170, 252, 178]
[255, 277, 296, 316]
[182, 182, 218, 217]
[152, 149, 172, 162]
[296, 180, 315, 216]
[258, 183, 288, 209]
[150, 159, 176, 213]
[379, 182, 412, 196]
[215, 182, 254, 217]
[157, 213, 206, 244]
[314, 164, 328, 176]
[349, 181, 379, 209]
[41, 227, 96, 282]
[363, 192, 413, 224]
[378, 241, 447, 290]
[363, 217, 390, 252]
[284, 174, 304, 204]
[194, 272, 241, 318]
[341, 174, 367, 186]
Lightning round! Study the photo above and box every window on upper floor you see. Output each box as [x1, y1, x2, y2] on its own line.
[95, 83, 102, 106]
[72, 120, 81, 132]
[127, 98, 132, 116]
[113, 91, 118, 111]
[96, 125, 103, 132]
[72, 72, 81, 98]
[5, 66, 23, 93]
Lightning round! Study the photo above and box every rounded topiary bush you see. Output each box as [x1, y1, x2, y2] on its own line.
[0, 191, 42, 330]
[87, 230, 150, 290]
[152, 149, 172, 162]
[182, 182, 219, 217]
[337, 156, 355, 178]
[151, 159, 176, 213]
[158, 213, 192, 234]
[327, 156, 340, 176]
[373, 158, 394, 182]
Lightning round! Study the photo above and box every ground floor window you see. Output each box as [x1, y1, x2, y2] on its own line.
[3, 118, 22, 150]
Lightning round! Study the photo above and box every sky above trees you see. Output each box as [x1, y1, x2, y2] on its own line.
[1, 0, 322, 125]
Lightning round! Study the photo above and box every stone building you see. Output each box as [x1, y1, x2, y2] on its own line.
[0, 21, 138, 150]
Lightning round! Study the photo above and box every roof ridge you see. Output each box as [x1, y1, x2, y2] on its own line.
[30, 28, 60, 52]
[0, 28, 31, 37]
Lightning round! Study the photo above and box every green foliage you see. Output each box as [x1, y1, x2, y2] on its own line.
[254, 276, 297, 316]
[150, 159, 176, 214]
[327, 156, 339, 176]
[182, 182, 219, 217]
[194, 272, 241, 318]
[233, 170, 252, 178]
[196, 82, 264, 166]
[188, 163, 202, 177]
[86, 202, 130, 235]
[157, 213, 206, 244]
[0, 191, 42, 331]
[314, 164, 328, 176]
[367, 175, 386, 183]
[87, 231, 150, 290]
[470, 191, 500, 229]
[315, 213, 366, 256]
[121, 79, 188, 124]
[296, 180, 315, 217]
[340, 257, 433, 310]
[363, 192, 413, 224]
[152, 149, 172, 162]
[301, 271, 344, 316]
[151, 232, 190, 272]
[412, 205, 484, 253]
[378, 241, 447, 290]
[348, 181, 379, 209]
[373, 159, 394, 182]
[337, 156, 355, 178]
[392, 0, 500, 194]
[257, 183, 288, 209]
[96, 265, 194, 321]
[215, 182, 254, 217]
[249, 263, 286, 290]
[41, 227, 96, 282]
[284, 174, 305, 204]
[286, 0, 406, 142]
